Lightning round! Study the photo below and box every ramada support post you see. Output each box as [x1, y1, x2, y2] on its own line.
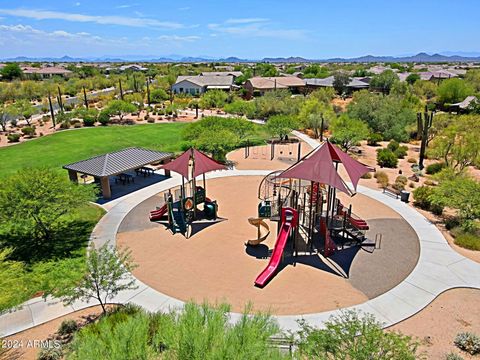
[100, 176, 111, 199]
[68, 169, 78, 183]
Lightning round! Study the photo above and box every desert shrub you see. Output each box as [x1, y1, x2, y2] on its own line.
[445, 217, 461, 230]
[147, 118, 155, 123]
[407, 157, 417, 164]
[408, 182, 415, 188]
[58, 319, 78, 335]
[413, 186, 443, 214]
[21, 126, 36, 137]
[445, 353, 464, 360]
[296, 310, 419, 359]
[377, 148, 398, 168]
[7, 133, 21, 142]
[98, 111, 110, 126]
[396, 175, 408, 186]
[65, 302, 283, 360]
[59, 121, 70, 129]
[387, 139, 400, 152]
[37, 346, 63, 360]
[367, 133, 383, 146]
[424, 179, 436, 186]
[375, 171, 389, 187]
[453, 231, 480, 251]
[361, 172, 372, 179]
[426, 162, 445, 175]
[395, 145, 408, 159]
[454, 332, 480, 355]
[82, 117, 96, 127]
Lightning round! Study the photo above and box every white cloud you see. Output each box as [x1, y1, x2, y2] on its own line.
[225, 18, 268, 25]
[74, 2, 81, 6]
[158, 35, 200, 42]
[0, 8, 184, 29]
[208, 19, 306, 40]
[115, 4, 138, 9]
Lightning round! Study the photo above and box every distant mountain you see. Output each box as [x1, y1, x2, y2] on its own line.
[2, 52, 480, 63]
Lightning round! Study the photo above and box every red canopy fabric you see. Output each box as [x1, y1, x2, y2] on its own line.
[192, 149, 227, 178]
[277, 141, 372, 194]
[161, 149, 191, 179]
[326, 142, 373, 190]
[162, 148, 227, 179]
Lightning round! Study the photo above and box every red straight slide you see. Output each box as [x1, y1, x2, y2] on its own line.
[149, 204, 168, 221]
[254, 221, 292, 287]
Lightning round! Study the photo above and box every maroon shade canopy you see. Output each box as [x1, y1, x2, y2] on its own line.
[162, 148, 227, 180]
[192, 149, 227, 178]
[277, 141, 372, 195]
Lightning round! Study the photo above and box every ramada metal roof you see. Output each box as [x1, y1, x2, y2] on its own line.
[63, 147, 173, 177]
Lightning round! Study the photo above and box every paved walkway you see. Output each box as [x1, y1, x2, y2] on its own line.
[2, 134, 480, 337]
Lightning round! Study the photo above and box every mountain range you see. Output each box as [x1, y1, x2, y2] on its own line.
[2, 52, 480, 63]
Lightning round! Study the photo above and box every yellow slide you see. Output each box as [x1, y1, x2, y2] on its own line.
[247, 217, 270, 245]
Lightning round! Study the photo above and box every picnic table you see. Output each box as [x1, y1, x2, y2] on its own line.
[115, 173, 135, 185]
[135, 166, 155, 177]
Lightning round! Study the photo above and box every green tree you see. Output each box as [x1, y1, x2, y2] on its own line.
[255, 63, 278, 77]
[428, 115, 480, 171]
[194, 129, 240, 161]
[266, 115, 299, 140]
[296, 310, 419, 359]
[413, 80, 438, 100]
[429, 169, 480, 230]
[406, 73, 420, 85]
[198, 89, 229, 109]
[0, 103, 15, 132]
[62, 245, 137, 314]
[437, 78, 474, 104]
[370, 70, 399, 94]
[330, 114, 369, 151]
[0, 168, 97, 260]
[104, 100, 137, 122]
[332, 71, 351, 95]
[13, 99, 36, 126]
[150, 88, 169, 103]
[0, 63, 23, 80]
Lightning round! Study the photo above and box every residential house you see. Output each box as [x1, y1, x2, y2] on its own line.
[200, 71, 243, 79]
[243, 76, 305, 97]
[22, 66, 72, 79]
[171, 75, 234, 95]
[304, 76, 369, 92]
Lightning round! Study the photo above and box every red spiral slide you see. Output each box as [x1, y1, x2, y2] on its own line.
[149, 204, 168, 221]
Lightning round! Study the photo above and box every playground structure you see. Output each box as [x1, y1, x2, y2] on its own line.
[149, 148, 226, 238]
[246, 217, 270, 245]
[249, 140, 375, 286]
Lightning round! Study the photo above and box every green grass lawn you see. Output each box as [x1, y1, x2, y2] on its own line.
[0, 123, 188, 178]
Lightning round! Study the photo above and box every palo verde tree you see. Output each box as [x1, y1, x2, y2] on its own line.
[266, 115, 299, 141]
[103, 99, 137, 122]
[0, 168, 97, 261]
[0, 63, 23, 80]
[62, 244, 137, 314]
[330, 114, 370, 151]
[12, 99, 36, 126]
[369, 70, 399, 94]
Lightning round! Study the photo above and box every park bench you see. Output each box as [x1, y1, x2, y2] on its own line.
[383, 186, 400, 199]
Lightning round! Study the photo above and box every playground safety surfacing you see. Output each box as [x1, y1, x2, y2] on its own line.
[117, 176, 419, 315]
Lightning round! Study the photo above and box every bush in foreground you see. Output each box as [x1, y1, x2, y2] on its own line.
[377, 148, 398, 168]
[296, 310, 419, 359]
[66, 303, 284, 360]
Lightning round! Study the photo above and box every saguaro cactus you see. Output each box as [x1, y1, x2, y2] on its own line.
[417, 106, 434, 170]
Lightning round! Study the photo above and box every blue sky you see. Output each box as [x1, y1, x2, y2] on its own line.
[0, 0, 479, 59]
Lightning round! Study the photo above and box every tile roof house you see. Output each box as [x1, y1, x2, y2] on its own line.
[22, 66, 72, 79]
[243, 76, 305, 96]
[171, 75, 234, 95]
[200, 71, 243, 79]
[304, 76, 369, 91]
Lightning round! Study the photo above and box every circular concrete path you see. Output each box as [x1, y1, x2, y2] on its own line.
[2, 132, 480, 336]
